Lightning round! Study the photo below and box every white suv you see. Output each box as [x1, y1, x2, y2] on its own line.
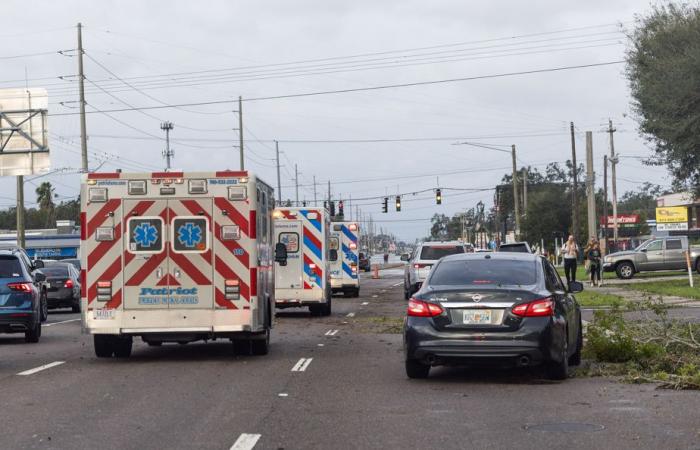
[403, 241, 470, 299]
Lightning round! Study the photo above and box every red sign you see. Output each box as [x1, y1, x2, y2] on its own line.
[600, 214, 640, 225]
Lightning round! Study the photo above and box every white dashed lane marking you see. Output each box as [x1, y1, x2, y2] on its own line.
[392, 282, 403, 287]
[44, 318, 80, 327]
[325, 329, 339, 336]
[361, 302, 369, 306]
[230, 433, 261, 450]
[346, 312, 355, 318]
[291, 358, 313, 372]
[17, 361, 65, 376]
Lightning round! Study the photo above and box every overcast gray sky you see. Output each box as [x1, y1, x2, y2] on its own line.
[0, 0, 668, 241]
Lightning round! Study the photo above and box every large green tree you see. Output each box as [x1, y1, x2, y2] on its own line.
[626, 3, 700, 194]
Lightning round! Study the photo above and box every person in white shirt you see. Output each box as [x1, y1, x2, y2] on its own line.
[563, 235, 579, 286]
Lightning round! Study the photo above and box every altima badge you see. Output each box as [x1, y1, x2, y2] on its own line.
[471, 294, 482, 303]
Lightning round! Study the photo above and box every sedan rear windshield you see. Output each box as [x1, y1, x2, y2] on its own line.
[429, 259, 537, 286]
[41, 266, 70, 277]
[419, 246, 465, 260]
[0, 256, 23, 278]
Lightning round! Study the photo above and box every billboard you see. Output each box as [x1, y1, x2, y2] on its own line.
[655, 206, 688, 224]
[0, 88, 50, 176]
[600, 214, 640, 226]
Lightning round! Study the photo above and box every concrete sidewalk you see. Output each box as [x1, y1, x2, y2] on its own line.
[588, 282, 700, 308]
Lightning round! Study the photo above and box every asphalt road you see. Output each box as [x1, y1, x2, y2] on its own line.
[1, 271, 699, 450]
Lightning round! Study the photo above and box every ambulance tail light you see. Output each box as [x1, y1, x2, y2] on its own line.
[95, 227, 115, 242]
[88, 187, 108, 203]
[228, 186, 247, 201]
[309, 263, 317, 270]
[188, 179, 207, 194]
[348, 223, 358, 231]
[96, 281, 112, 302]
[351, 264, 358, 274]
[128, 180, 147, 195]
[221, 225, 241, 240]
[225, 279, 240, 300]
[349, 242, 357, 250]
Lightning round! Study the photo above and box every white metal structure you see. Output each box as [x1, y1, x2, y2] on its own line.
[80, 170, 275, 357]
[272, 207, 331, 315]
[0, 88, 50, 176]
[329, 221, 360, 297]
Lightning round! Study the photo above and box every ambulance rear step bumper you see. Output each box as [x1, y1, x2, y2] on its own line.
[276, 299, 327, 309]
[139, 330, 268, 344]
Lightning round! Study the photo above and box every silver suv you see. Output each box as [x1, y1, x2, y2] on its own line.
[403, 241, 470, 299]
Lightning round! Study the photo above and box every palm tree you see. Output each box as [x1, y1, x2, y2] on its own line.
[35, 182, 56, 228]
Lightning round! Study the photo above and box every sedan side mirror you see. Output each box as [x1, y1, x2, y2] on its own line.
[274, 243, 288, 266]
[34, 272, 47, 282]
[641, 248, 647, 253]
[568, 281, 584, 293]
[33, 259, 45, 269]
[400, 253, 410, 261]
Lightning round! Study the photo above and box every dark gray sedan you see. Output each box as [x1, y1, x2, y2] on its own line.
[41, 263, 81, 313]
[403, 252, 583, 380]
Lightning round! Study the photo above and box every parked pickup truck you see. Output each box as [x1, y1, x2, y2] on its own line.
[603, 236, 700, 279]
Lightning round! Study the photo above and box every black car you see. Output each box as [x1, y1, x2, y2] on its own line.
[42, 263, 81, 313]
[358, 252, 371, 272]
[403, 252, 583, 380]
[0, 249, 47, 342]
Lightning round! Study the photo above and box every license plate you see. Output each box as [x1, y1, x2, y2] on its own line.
[94, 309, 115, 320]
[463, 309, 492, 325]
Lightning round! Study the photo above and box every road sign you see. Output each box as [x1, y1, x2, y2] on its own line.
[0, 88, 50, 176]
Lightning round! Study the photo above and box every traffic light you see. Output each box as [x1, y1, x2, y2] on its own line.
[338, 200, 344, 216]
[395, 195, 401, 212]
[436, 188, 442, 205]
[330, 201, 336, 216]
[382, 197, 388, 213]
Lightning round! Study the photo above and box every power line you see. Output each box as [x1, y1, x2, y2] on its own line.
[50, 60, 624, 117]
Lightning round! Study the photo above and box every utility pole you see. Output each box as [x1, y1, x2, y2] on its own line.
[77, 22, 88, 172]
[522, 167, 528, 213]
[585, 131, 596, 242]
[327, 179, 331, 207]
[570, 122, 579, 243]
[608, 119, 618, 249]
[294, 163, 299, 206]
[161, 122, 174, 170]
[603, 154, 609, 256]
[313, 175, 318, 206]
[511, 144, 520, 240]
[238, 96, 244, 170]
[16, 176, 24, 248]
[275, 141, 281, 205]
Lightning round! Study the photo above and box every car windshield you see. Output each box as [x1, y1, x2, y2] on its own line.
[41, 266, 70, 277]
[428, 259, 537, 286]
[419, 245, 465, 260]
[0, 256, 23, 278]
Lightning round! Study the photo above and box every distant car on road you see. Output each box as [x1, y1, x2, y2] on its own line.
[403, 241, 470, 299]
[403, 252, 583, 380]
[604, 236, 700, 279]
[55, 258, 81, 271]
[41, 263, 81, 313]
[498, 242, 533, 253]
[0, 249, 48, 342]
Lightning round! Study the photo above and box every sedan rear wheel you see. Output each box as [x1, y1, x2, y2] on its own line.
[25, 320, 41, 343]
[546, 339, 569, 380]
[40, 292, 48, 322]
[405, 359, 430, 379]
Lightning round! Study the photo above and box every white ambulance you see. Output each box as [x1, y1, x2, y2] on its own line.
[329, 221, 361, 297]
[272, 207, 332, 316]
[80, 170, 275, 357]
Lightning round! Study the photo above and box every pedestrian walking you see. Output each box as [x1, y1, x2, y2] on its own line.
[563, 235, 579, 287]
[586, 239, 603, 287]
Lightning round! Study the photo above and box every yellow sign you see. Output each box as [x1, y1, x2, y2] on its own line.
[656, 206, 688, 223]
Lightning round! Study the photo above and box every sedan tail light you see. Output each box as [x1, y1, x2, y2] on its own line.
[7, 282, 33, 293]
[512, 297, 554, 317]
[407, 299, 444, 317]
[413, 263, 431, 269]
[64, 279, 74, 289]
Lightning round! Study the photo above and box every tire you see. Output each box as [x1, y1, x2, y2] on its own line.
[71, 299, 80, 314]
[352, 288, 360, 298]
[322, 297, 332, 316]
[309, 305, 322, 316]
[404, 287, 410, 300]
[94, 335, 114, 358]
[615, 262, 635, 280]
[113, 337, 133, 358]
[40, 292, 48, 322]
[568, 321, 583, 367]
[547, 339, 569, 380]
[251, 330, 270, 356]
[405, 359, 430, 379]
[24, 320, 41, 343]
